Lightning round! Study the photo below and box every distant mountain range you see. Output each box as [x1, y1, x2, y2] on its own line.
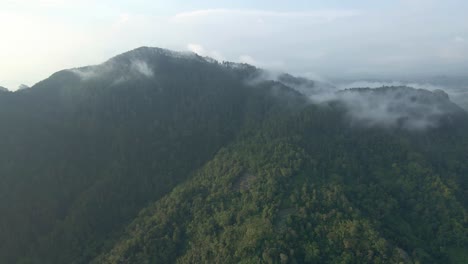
[0, 47, 466, 264]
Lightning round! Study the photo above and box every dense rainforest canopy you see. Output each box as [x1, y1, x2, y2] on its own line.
[0, 47, 466, 264]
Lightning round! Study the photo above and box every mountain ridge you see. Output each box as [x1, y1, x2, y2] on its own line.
[0, 47, 466, 264]
[24, 46, 467, 114]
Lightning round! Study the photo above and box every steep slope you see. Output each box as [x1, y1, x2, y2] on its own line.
[95, 98, 468, 264]
[0, 47, 303, 264]
[0, 47, 467, 264]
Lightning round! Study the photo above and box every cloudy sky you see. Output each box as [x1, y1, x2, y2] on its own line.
[1, 0, 467, 90]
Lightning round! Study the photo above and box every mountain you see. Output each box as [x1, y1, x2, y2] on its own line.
[0, 47, 302, 264]
[0, 86, 8, 92]
[276, 73, 336, 97]
[0, 47, 467, 264]
[17, 84, 30, 90]
[332, 86, 465, 130]
[428, 76, 468, 110]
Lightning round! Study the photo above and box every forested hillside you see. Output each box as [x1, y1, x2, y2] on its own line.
[0, 47, 466, 263]
[96, 89, 468, 264]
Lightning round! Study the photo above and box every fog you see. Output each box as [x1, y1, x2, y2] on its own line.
[69, 59, 154, 82]
[335, 88, 454, 130]
[260, 71, 462, 130]
[64, 47, 467, 131]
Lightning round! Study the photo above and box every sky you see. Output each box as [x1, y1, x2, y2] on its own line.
[1, 0, 467, 90]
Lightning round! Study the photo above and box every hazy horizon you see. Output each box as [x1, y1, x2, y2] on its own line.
[1, 0, 468, 90]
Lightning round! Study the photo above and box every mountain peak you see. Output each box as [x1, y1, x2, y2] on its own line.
[1, 46, 467, 264]
[109, 46, 200, 64]
[18, 84, 30, 90]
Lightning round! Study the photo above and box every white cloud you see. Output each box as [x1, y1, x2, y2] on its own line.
[69, 68, 98, 81]
[69, 58, 154, 82]
[237, 55, 284, 70]
[186, 43, 225, 61]
[335, 88, 448, 130]
[187, 43, 205, 55]
[238, 55, 257, 65]
[131, 60, 153, 77]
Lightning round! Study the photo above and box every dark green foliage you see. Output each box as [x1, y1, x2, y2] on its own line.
[0, 48, 297, 263]
[0, 47, 467, 263]
[94, 102, 468, 264]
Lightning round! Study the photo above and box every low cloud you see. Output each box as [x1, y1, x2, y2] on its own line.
[335, 79, 468, 110]
[69, 68, 99, 81]
[337, 81, 444, 91]
[69, 59, 154, 82]
[253, 72, 460, 130]
[187, 44, 205, 55]
[187, 43, 225, 61]
[334, 88, 453, 130]
[131, 60, 153, 77]
[238, 55, 257, 65]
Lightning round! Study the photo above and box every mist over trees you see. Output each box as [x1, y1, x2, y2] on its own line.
[0, 47, 467, 264]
